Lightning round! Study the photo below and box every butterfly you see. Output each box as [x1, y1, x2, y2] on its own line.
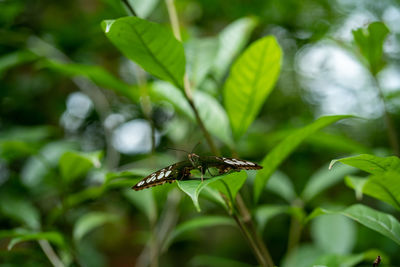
[132, 153, 262, 191]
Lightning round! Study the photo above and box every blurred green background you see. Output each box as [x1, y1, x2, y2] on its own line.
[1, 0, 400, 266]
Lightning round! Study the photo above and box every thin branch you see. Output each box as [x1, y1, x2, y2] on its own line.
[165, 0, 219, 156]
[232, 214, 267, 267]
[165, 0, 182, 41]
[121, 0, 137, 16]
[38, 240, 64, 267]
[236, 194, 274, 267]
[164, 2, 274, 266]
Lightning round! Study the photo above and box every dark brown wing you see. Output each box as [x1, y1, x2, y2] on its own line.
[132, 160, 193, 191]
[202, 156, 262, 174]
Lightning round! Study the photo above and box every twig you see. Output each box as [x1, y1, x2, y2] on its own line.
[164, 0, 219, 156]
[38, 240, 64, 267]
[236, 194, 274, 267]
[121, 0, 137, 16]
[232, 214, 267, 267]
[164, 2, 274, 266]
[287, 199, 303, 254]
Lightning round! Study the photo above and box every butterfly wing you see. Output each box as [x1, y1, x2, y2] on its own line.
[202, 156, 262, 174]
[132, 160, 193, 191]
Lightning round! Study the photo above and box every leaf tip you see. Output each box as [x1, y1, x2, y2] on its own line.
[101, 20, 115, 33]
[329, 159, 338, 170]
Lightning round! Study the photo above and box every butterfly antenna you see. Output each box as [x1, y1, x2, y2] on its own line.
[191, 142, 201, 153]
[165, 147, 190, 154]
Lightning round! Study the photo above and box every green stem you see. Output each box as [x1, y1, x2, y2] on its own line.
[232, 214, 267, 267]
[121, 0, 137, 16]
[164, 2, 273, 265]
[38, 240, 64, 267]
[165, 0, 219, 156]
[236, 194, 274, 267]
[287, 199, 303, 254]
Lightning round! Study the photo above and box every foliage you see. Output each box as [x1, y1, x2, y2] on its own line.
[1, 0, 400, 266]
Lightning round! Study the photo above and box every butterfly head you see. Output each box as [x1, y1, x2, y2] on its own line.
[188, 153, 201, 168]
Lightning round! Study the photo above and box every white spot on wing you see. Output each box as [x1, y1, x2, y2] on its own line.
[164, 170, 172, 177]
[138, 181, 145, 186]
[157, 172, 164, 180]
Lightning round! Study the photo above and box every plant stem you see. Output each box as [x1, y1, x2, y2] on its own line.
[164, 2, 273, 265]
[287, 216, 302, 253]
[232, 214, 267, 266]
[236, 194, 274, 267]
[372, 75, 399, 156]
[164, 0, 219, 156]
[38, 240, 64, 267]
[121, 0, 137, 16]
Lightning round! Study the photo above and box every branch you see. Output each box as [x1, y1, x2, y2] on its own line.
[121, 0, 138, 16]
[165, 0, 219, 156]
[38, 240, 64, 267]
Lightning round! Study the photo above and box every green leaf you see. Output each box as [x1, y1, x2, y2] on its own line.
[0, 140, 38, 161]
[0, 194, 40, 230]
[63, 170, 144, 207]
[212, 17, 258, 81]
[266, 171, 297, 203]
[306, 132, 371, 153]
[311, 213, 356, 254]
[164, 216, 235, 250]
[21, 141, 78, 187]
[344, 175, 367, 200]
[7, 231, 65, 250]
[59, 151, 102, 183]
[44, 60, 138, 101]
[186, 37, 219, 87]
[301, 163, 356, 202]
[282, 244, 324, 267]
[102, 17, 185, 88]
[224, 36, 282, 140]
[194, 91, 233, 147]
[254, 204, 289, 232]
[123, 189, 157, 223]
[209, 171, 247, 203]
[151, 81, 194, 118]
[254, 115, 352, 202]
[127, 0, 159, 18]
[352, 22, 390, 75]
[65, 186, 105, 207]
[73, 212, 119, 242]
[308, 204, 400, 246]
[150, 81, 233, 146]
[329, 154, 400, 174]
[177, 171, 247, 211]
[346, 172, 400, 210]
[0, 50, 37, 76]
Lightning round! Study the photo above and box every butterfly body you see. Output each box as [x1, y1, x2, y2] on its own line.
[132, 153, 262, 191]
